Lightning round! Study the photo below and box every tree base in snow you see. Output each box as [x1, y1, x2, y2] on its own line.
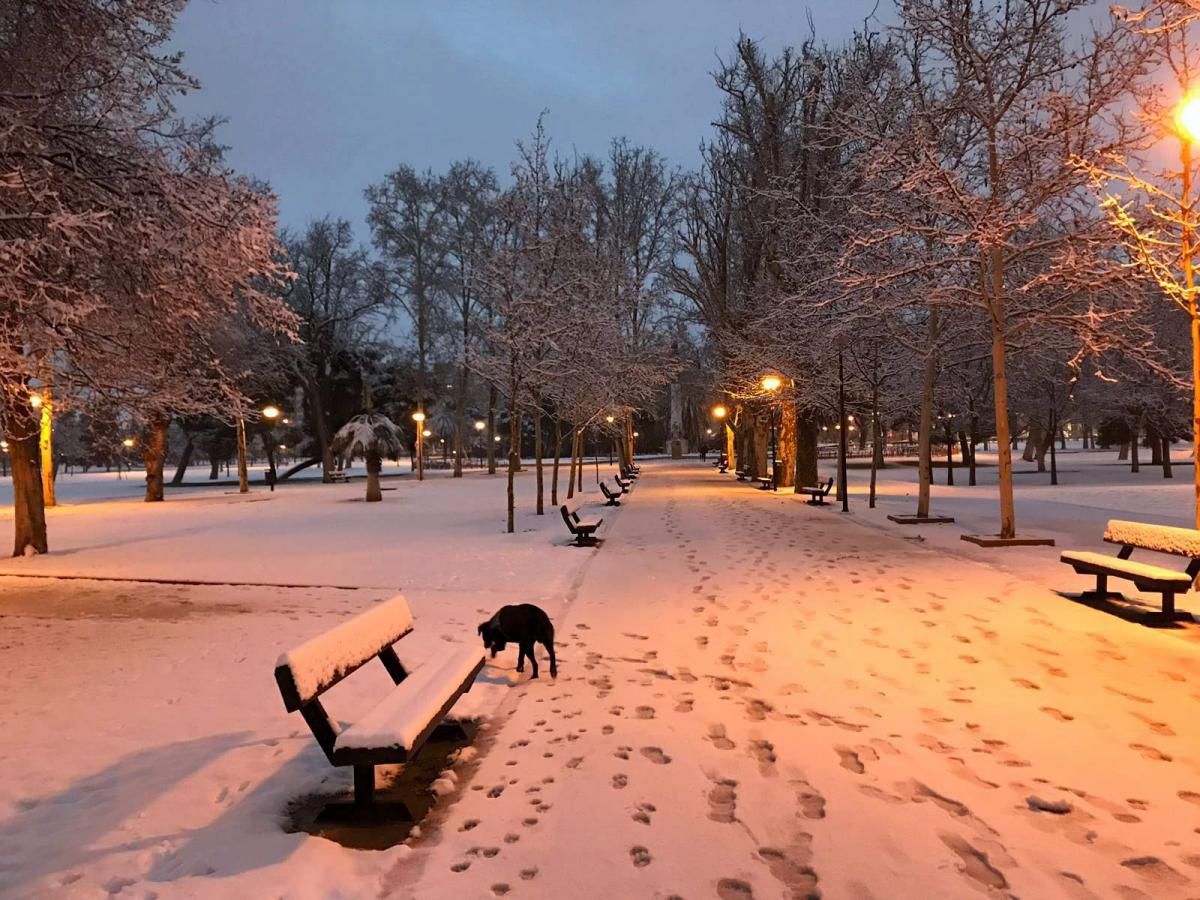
[888, 514, 955, 525]
[960, 533, 1055, 548]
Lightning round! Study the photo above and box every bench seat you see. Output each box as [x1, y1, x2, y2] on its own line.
[1059, 551, 1194, 589]
[333, 645, 485, 765]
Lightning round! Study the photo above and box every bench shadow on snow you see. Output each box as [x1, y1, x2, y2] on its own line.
[1056, 590, 1197, 629]
[0, 732, 250, 895]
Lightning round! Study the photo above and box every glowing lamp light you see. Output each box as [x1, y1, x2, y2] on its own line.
[412, 411, 426, 423]
[29, 393, 43, 409]
[494, 435, 502, 442]
[1178, 94, 1200, 141]
[122, 438, 135, 448]
[761, 375, 782, 392]
[261, 405, 280, 420]
[281, 417, 290, 424]
[475, 420, 486, 431]
[0, 441, 9, 451]
[713, 405, 727, 419]
[706, 429, 714, 435]
[422, 429, 432, 437]
[605, 415, 615, 424]
[279, 444, 287, 450]
[633, 431, 639, 437]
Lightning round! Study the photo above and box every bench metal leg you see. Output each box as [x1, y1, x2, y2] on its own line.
[1163, 592, 1176, 618]
[354, 765, 375, 808]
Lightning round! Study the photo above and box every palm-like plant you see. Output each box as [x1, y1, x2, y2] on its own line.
[331, 413, 406, 502]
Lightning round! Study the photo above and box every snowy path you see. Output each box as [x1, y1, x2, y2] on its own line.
[394, 462, 1200, 900]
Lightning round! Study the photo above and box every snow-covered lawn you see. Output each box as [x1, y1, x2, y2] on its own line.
[3, 456, 1200, 898]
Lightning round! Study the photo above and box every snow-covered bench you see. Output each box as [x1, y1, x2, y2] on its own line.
[615, 475, 633, 492]
[755, 475, 776, 492]
[799, 476, 835, 505]
[328, 470, 348, 483]
[274, 594, 484, 816]
[1060, 520, 1200, 619]
[599, 482, 622, 506]
[735, 469, 751, 481]
[560, 504, 602, 546]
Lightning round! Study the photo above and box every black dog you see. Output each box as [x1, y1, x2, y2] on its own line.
[478, 604, 557, 679]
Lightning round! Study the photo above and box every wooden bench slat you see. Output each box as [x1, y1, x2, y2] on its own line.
[1060, 551, 1194, 587]
[333, 646, 485, 761]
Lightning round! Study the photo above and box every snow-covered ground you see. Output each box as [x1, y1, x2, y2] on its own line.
[2, 453, 1200, 898]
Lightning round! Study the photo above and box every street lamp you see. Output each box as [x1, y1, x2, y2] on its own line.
[1178, 94, 1200, 526]
[712, 405, 726, 419]
[761, 375, 782, 487]
[28, 393, 43, 409]
[475, 420, 486, 431]
[261, 405, 280, 420]
[412, 411, 426, 481]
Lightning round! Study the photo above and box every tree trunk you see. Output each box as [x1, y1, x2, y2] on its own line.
[534, 401, 544, 515]
[752, 417, 769, 478]
[552, 418, 562, 507]
[916, 308, 939, 518]
[236, 417, 249, 493]
[8, 400, 47, 556]
[143, 414, 169, 502]
[1118, 441, 1129, 461]
[567, 428, 578, 501]
[1049, 410, 1059, 486]
[366, 450, 382, 501]
[868, 385, 880, 508]
[1163, 434, 1174, 479]
[777, 395, 797, 488]
[171, 435, 195, 485]
[838, 350, 849, 512]
[209, 456, 220, 480]
[453, 359, 468, 480]
[1023, 426, 1042, 463]
[1131, 428, 1140, 473]
[487, 384, 498, 475]
[944, 422, 954, 486]
[987, 247, 1017, 539]
[39, 395, 55, 508]
[794, 412, 819, 490]
[506, 404, 519, 533]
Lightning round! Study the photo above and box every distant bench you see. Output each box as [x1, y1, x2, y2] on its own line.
[560, 504, 603, 546]
[735, 469, 750, 481]
[755, 475, 776, 492]
[275, 595, 484, 817]
[798, 477, 834, 505]
[599, 482, 622, 506]
[1061, 520, 1200, 619]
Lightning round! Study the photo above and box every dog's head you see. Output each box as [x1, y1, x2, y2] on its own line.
[478, 620, 506, 657]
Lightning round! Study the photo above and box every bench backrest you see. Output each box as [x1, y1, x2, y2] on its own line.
[560, 505, 579, 533]
[822, 477, 834, 494]
[1105, 520, 1200, 558]
[276, 594, 414, 711]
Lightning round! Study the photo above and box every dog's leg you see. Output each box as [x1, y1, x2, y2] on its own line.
[525, 642, 539, 679]
[544, 637, 557, 679]
[516, 644, 525, 673]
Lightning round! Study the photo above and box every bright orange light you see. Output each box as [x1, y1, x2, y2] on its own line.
[422, 429, 431, 437]
[713, 405, 727, 419]
[605, 415, 615, 424]
[122, 438, 135, 448]
[1179, 94, 1200, 141]
[761, 375, 782, 391]
[261, 405, 280, 420]
[29, 394, 43, 409]
[412, 411, 426, 423]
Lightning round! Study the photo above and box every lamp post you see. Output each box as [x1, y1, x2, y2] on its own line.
[412, 411, 426, 481]
[605, 414, 616, 465]
[1178, 95, 1200, 527]
[761, 376, 781, 487]
[0, 440, 8, 478]
[261, 405, 280, 487]
[474, 420, 486, 468]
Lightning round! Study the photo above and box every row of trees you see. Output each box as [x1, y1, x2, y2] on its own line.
[682, 0, 1200, 537]
[3, 3, 680, 552]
